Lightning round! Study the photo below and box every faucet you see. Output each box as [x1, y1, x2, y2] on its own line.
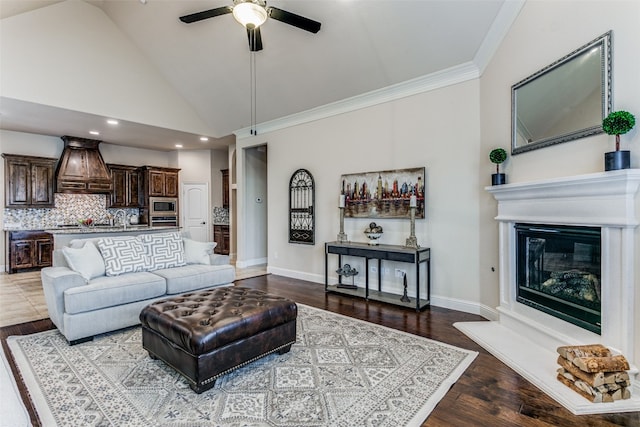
[114, 209, 128, 229]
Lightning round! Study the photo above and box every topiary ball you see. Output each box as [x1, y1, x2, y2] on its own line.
[602, 111, 636, 136]
[489, 148, 508, 165]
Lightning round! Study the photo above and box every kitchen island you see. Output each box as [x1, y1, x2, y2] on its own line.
[45, 225, 181, 249]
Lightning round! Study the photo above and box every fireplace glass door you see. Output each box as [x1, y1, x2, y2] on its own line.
[515, 224, 601, 334]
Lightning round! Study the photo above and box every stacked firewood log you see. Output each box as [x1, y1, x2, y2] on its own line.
[556, 344, 631, 403]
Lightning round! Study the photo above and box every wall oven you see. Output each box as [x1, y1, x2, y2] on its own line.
[150, 215, 178, 227]
[149, 197, 178, 216]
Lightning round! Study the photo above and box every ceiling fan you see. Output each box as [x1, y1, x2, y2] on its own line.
[179, 0, 321, 52]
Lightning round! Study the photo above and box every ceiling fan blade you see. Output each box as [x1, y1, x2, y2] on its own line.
[268, 7, 321, 33]
[179, 6, 232, 24]
[247, 26, 263, 52]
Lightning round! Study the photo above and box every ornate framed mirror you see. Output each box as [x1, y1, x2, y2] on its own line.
[511, 31, 612, 155]
[289, 169, 315, 245]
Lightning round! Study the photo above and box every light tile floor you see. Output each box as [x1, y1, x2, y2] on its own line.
[0, 264, 267, 328]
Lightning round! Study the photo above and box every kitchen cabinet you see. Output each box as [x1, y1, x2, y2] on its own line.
[107, 164, 141, 208]
[7, 230, 53, 273]
[143, 167, 180, 198]
[3, 154, 57, 208]
[213, 225, 230, 255]
[221, 169, 229, 209]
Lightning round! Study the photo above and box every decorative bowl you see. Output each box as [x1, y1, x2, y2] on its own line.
[78, 218, 95, 228]
[364, 231, 382, 245]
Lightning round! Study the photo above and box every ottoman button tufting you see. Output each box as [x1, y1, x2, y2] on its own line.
[140, 287, 297, 394]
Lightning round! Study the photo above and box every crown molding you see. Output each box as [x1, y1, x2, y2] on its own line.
[235, 61, 480, 139]
[235, 0, 524, 140]
[474, 0, 526, 74]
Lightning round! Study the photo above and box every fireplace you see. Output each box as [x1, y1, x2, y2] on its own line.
[455, 170, 640, 415]
[515, 223, 601, 334]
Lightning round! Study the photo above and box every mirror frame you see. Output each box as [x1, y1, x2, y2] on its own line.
[511, 31, 612, 155]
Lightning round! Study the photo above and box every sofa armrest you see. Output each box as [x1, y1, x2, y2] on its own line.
[40, 267, 86, 331]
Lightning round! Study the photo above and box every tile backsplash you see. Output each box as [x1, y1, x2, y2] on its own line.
[3, 194, 139, 230]
[213, 207, 229, 224]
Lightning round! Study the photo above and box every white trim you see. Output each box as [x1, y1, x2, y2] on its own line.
[267, 266, 324, 285]
[430, 295, 497, 320]
[474, 0, 526, 74]
[233, 0, 524, 139]
[236, 256, 267, 269]
[235, 62, 480, 139]
[265, 267, 496, 320]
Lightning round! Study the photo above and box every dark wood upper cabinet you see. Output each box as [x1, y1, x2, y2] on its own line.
[107, 164, 141, 208]
[142, 166, 180, 198]
[56, 136, 112, 193]
[165, 171, 179, 197]
[3, 154, 57, 208]
[221, 169, 229, 209]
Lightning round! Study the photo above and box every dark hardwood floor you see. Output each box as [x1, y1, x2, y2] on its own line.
[2, 274, 639, 426]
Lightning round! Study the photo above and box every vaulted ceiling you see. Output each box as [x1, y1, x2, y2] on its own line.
[0, 0, 518, 151]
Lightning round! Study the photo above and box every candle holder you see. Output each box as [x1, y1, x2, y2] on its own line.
[405, 205, 420, 249]
[337, 207, 348, 243]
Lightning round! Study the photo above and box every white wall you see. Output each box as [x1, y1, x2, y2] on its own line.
[236, 79, 483, 310]
[0, 0, 212, 136]
[479, 0, 640, 363]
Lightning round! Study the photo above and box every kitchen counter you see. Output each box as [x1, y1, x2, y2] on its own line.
[43, 225, 181, 250]
[44, 225, 179, 234]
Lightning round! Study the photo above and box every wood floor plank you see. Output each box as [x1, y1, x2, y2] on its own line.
[1, 274, 639, 426]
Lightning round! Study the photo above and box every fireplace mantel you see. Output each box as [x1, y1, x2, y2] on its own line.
[456, 169, 640, 415]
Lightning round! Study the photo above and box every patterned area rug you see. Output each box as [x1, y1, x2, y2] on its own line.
[8, 304, 477, 426]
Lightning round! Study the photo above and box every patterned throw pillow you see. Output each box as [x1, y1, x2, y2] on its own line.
[96, 237, 151, 276]
[138, 232, 186, 271]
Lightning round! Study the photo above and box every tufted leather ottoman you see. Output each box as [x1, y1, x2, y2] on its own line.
[140, 286, 297, 393]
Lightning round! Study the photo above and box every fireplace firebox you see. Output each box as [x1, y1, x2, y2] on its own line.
[515, 223, 601, 334]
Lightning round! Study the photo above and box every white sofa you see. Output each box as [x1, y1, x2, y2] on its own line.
[41, 231, 235, 344]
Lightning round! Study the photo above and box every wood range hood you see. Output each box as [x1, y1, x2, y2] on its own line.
[55, 136, 112, 194]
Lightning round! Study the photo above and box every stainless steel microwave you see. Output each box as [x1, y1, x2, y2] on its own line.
[149, 197, 178, 216]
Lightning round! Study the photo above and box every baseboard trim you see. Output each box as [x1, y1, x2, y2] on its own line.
[431, 296, 498, 321]
[267, 267, 496, 320]
[236, 257, 267, 269]
[267, 266, 324, 284]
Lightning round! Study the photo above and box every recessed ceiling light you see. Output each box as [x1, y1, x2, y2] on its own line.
[107, 119, 119, 125]
[89, 130, 100, 135]
[175, 144, 183, 148]
[200, 137, 209, 142]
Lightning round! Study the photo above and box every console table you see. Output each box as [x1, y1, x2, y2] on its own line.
[324, 241, 431, 311]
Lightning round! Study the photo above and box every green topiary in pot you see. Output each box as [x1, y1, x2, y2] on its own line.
[489, 148, 508, 174]
[603, 110, 636, 151]
[489, 147, 508, 185]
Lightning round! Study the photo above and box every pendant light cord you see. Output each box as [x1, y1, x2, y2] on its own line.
[249, 31, 257, 135]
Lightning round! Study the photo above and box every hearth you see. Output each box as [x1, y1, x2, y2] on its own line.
[515, 223, 601, 334]
[455, 170, 640, 415]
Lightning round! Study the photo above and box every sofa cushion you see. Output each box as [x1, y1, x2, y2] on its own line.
[64, 272, 166, 314]
[139, 232, 186, 270]
[97, 237, 151, 276]
[183, 238, 217, 265]
[153, 264, 236, 295]
[61, 241, 106, 282]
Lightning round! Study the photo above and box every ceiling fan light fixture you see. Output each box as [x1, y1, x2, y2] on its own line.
[233, 2, 267, 28]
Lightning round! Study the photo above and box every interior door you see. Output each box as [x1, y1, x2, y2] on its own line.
[182, 183, 210, 242]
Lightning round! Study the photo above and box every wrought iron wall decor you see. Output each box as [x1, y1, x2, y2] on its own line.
[289, 169, 315, 244]
[340, 167, 425, 219]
